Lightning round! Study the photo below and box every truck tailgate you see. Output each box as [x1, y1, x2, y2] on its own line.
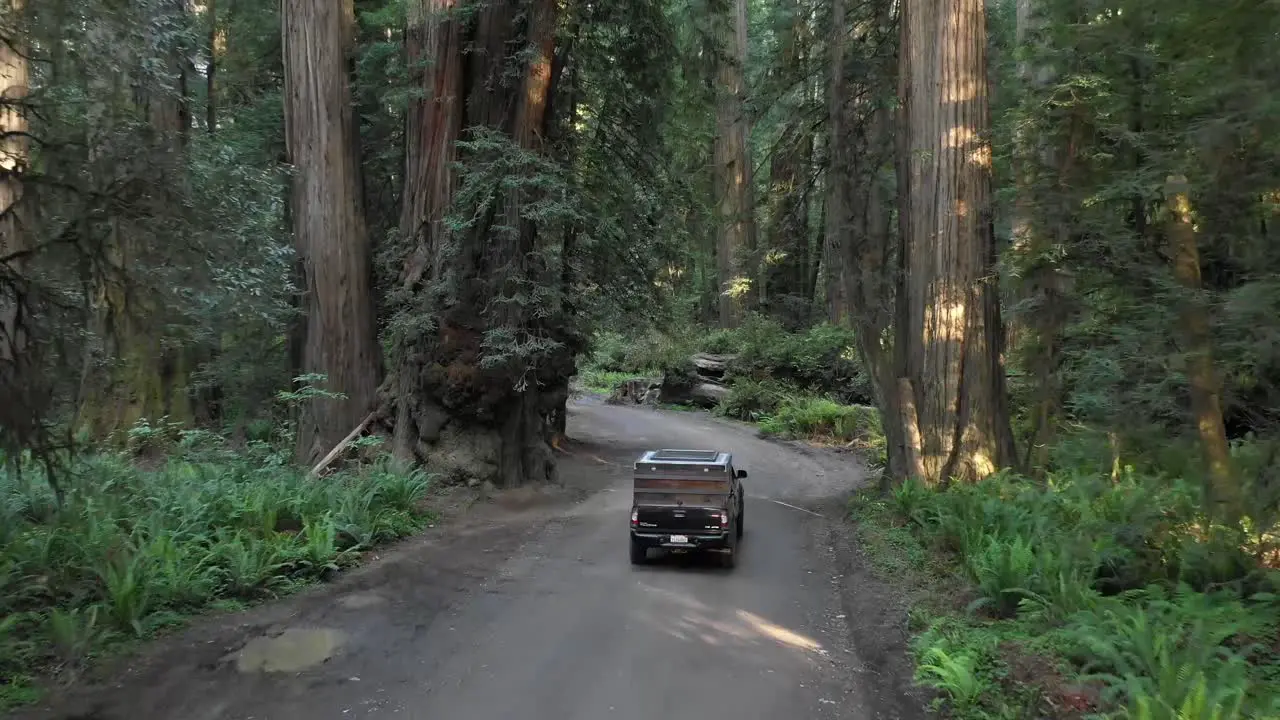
[634, 505, 725, 535]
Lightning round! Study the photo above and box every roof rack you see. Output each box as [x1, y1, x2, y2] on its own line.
[636, 449, 732, 469]
[650, 449, 721, 462]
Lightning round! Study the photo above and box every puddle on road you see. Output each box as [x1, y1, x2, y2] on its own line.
[230, 628, 346, 673]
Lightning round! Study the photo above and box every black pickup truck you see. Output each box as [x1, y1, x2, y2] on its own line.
[629, 449, 746, 569]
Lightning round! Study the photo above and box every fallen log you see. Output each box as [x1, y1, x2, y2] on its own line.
[658, 381, 730, 408]
[307, 412, 376, 479]
[691, 382, 731, 406]
[691, 353, 736, 376]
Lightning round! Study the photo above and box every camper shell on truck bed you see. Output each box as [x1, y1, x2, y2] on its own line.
[629, 449, 746, 569]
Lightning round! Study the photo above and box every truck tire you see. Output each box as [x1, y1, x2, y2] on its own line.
[630, 538, 648, 565]
[720, 545, 737, 569]
[737, 498, 745, 539]
[719, 532, 738, 569]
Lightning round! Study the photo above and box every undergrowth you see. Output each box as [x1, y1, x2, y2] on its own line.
[0, 439, 434, 708]
[852, 452, 1280, 719]
[582, 318, 884, 456]
[576, 367, 653, 394]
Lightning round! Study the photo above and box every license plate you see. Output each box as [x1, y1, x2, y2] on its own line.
[669, 535, 689, 544]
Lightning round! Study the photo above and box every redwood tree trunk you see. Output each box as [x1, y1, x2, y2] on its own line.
[763, 0, 811, 324]
[1010, 0, 1071, 475]
[283, 0, 382, 465]
[822, 0, 849, 326]
[1164, 175, 1239, 519]
[80, 0, 202, 436]
[206, 0, 218, 133]
[392, 0, 569, 488]
[894, 0, 1015, 484]
[0, 0, 31, 436]
[713, 0, 755, 327]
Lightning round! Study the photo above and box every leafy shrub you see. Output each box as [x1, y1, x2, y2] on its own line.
[585, 316, 873, 403]
[587, 329, 695, 377]
[577, 368, 651, 393]
[965, 533, 1038, 618]
[1066, 586, 1274, 718]
[758, 396, 885, 464]
[716, 378, 795, 421]
[717, 316, 871, 402]
[0, 447, 434, 689]
[759, 396, 880, 441]
[869, 467, 1280, 718]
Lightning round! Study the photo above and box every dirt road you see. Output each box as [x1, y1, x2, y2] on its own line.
[13, 398, 924, 720]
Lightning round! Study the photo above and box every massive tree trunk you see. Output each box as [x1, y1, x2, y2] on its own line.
[825, 0, 906, 480]
[894, 0, 1015, 484]
[206, 0, 219, 133]
[762, 1, 811, 325]
[1010, 0, 1071, 474]
[1164, 175, 1239, 519]
[80, 0, 202, 436]
[822, 0, 849, 326]
[0, 0, 34, 444]
[391, 0, 570, 488]
[283, 0, 382, 464]
[713, 0, 756, 327]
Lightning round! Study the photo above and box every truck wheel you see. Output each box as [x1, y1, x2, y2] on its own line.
[630, 538, 648, 565]
[720, 545, 737, 569]
[737, 485, 746, 539]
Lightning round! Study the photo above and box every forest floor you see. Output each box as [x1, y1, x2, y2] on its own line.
[5, 395, 927, 720]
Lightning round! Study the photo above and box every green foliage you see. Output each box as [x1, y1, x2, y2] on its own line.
[587, 316, 872, 402]
[993, 0, 1280, 465]
[0, 446, 434, 695]
[576, 369, 653, 394]
[587, 330, 697, 378]
[581, 323, 886, 461]
[759, 397, 883, 458]
[716, 316, 871, 402]
[717, 378, 796, 422]
[854, 465, 1280, 718]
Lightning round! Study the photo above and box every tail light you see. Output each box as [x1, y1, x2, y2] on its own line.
[718, 510, 729, 526]
[631, 509, 639, 527]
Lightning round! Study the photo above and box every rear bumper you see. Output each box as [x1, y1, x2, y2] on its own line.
[631, 530, 731, 550]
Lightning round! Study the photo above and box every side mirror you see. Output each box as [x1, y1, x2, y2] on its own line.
[735, 469, 748, 479]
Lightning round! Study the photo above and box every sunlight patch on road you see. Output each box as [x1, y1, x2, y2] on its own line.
[635, 583, 826, 657]
[735, 610, 824, 654]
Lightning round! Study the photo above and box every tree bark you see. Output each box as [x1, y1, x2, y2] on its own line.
[0, 0, 33, 440]
[206, 0, 218, 133]
[1010, 0, 1070, 475]
[1164, 175, 1239, 519]
[894, 0, 1016, 484]
[80, 0, 201, 436]
[283, 0, 382, 465]
[763, 1, 810, 324]
[822, 0, 849, 326]
[713, 0, 756, 327]
[392, 0, 570, 488]
[0, 0, 27, 356]
[826, 0, 906, 479]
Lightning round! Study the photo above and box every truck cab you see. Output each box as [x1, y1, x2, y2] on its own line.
[629, 449, 746, 569]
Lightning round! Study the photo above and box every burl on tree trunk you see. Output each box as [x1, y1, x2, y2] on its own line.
[387, 0, 574, 489]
